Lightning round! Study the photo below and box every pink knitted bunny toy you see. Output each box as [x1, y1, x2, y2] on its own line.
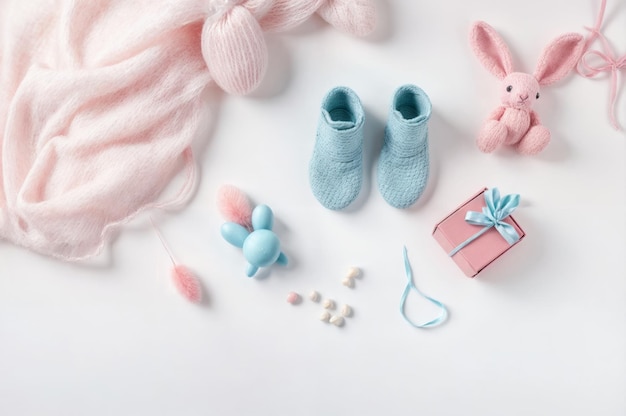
[470, 21, 585, 155]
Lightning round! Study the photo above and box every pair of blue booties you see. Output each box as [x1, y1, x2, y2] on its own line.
[310, 85, 432, 210]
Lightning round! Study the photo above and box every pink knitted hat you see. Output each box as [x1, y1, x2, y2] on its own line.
[0, 0, 376, 260]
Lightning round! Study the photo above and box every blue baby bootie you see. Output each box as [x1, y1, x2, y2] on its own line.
[377, 84, 432, 209]
[309, 86, 365, 210]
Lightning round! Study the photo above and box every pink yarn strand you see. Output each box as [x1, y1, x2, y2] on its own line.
[580, 0, 606, 52]
[581, 50, 625, 130]
[577, 0, 625, 130]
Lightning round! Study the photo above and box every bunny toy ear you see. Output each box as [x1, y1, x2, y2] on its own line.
[533, 33, 585, 86]
[316, 0, 377, 37]
[469, 21, 514, 79]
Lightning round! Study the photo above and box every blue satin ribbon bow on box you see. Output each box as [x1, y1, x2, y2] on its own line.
[448, 188, 521, 257]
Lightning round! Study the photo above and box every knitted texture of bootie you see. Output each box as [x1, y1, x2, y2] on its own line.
[309, 86, 365, 210]
[377, 84, 432, 209]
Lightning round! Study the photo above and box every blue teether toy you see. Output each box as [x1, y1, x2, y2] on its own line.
[221, 204, 288, 277]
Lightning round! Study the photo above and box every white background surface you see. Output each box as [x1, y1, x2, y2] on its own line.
[1, 1, 625, 415]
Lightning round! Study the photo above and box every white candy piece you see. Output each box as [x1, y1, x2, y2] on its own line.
[320, 311, 331, 322]
[342, 276, 355, 288]
[323, 299, 335, 310]
[309, 291, 321, 302]
[329, 315, 345, 327]
[341, 304, 352, 317]
[346, 267, 361, 279]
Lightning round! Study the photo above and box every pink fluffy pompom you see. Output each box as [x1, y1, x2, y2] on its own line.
[172, 265, 202, 303]
[217, 184, 254, 230]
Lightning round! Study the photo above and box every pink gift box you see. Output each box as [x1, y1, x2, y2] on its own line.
[432, 188, 525, 277]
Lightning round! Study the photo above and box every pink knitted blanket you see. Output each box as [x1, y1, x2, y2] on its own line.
[0, 0, 375, 260]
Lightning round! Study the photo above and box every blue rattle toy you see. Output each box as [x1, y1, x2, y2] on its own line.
[221, 204, 288, 277]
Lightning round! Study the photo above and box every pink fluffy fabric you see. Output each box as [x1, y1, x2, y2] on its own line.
[0, 0, 210, 260]
[0, 0, 376, 260]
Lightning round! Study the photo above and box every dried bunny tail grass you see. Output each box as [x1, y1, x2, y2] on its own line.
[172, 265, 202, 304]
[151, 217, 203, 304]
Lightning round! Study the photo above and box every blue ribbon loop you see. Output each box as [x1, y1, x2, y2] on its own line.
[448, 188, 520, 257]
[400, 246, 448, 329]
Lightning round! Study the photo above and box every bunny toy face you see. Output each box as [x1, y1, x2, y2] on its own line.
[500, 73, 540, 111]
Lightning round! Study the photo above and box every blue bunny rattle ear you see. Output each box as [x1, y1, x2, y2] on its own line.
[221, 204, 288, 277]
[251, 204, 273, 230]
[221, 222, 249, 248]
